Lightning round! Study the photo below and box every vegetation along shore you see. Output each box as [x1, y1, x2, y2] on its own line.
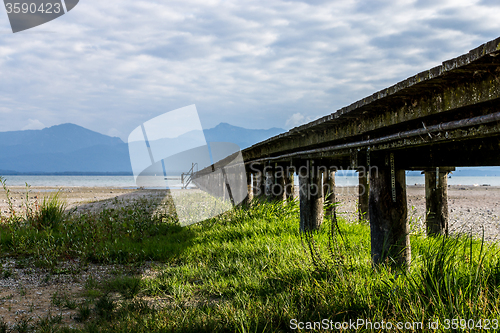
[0, 177, 499, 332]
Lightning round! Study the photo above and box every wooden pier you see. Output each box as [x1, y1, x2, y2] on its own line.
[241, 37, 500, 267]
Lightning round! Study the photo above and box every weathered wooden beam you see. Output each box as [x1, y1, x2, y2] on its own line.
[323, 170, 336, 220]
[244, 76, 500, 161]
[280, 131, 500, 170]
[245, 111, 500, 167]
[243, 38, 500, 161]
[369, 157, 410, 267]
[395, 136, 500, 168]
[360, 112, 500, 154]
[299, 164, 324, 231]
[424, 168, 449, 236]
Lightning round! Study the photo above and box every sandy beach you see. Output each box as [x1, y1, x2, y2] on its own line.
[334, 184, 500, 241]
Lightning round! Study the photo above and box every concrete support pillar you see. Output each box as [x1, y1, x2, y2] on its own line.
[285, 172, 295, 200]
[425, 168, 449, 236]
[299, 165, 324, 231]
[369, 163, 410, 267]
[323, 170, 336, 220]
[358, 170, 369, 221]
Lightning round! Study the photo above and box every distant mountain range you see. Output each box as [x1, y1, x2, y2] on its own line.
[0, 123, 285, 174]
[205, 123, 283, 150]
[1, 123, 499, 176]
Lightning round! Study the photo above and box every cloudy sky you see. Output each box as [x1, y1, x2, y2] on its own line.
[0, 0, 499, 141]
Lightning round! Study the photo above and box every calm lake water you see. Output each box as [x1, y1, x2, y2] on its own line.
[0, 175, 136, 187]
[1, 175, 499, 187]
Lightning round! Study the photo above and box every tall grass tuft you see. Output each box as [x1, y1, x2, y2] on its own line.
[388, 232, 500, 325]
[300, 199, 352, 274]
[0, 177, 67, 230]
[0, 176, 18, 222]
[27, 191, 67, 230]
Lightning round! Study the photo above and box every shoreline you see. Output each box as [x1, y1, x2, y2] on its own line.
[1, 185, 499, 241]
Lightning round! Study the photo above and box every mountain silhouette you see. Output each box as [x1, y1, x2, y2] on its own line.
[204, 123, 284, 149]
[0, 123, 285, 174]
[0, 123, 123, 156]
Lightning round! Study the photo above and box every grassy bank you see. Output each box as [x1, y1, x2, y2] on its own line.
[0, 179, 500, 332]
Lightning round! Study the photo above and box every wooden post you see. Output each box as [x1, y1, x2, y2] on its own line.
[323, 170, 336, 220]
[259, 169, 266, 198]
[253, 168, 265, 198]
[221, 171, 226, 201]
[425, 168, 449, 236]
[274, 165, 286, 202]
[299, 163, 324, 231]
[369, 158, 410, 267]
[252, 171, 260, 197]
[285, 171, 295, 200]
[358, 169, 369, 222]
[265, 165, 275, 200]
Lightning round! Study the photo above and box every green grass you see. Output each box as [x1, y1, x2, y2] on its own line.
[26, 190, 68, 230]
[0, 179, 500, 332]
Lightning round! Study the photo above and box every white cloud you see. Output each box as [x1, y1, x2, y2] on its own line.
[0, 0, 498, 138]
[22, 119, 46, 130]
[285, 112, 312, 129]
